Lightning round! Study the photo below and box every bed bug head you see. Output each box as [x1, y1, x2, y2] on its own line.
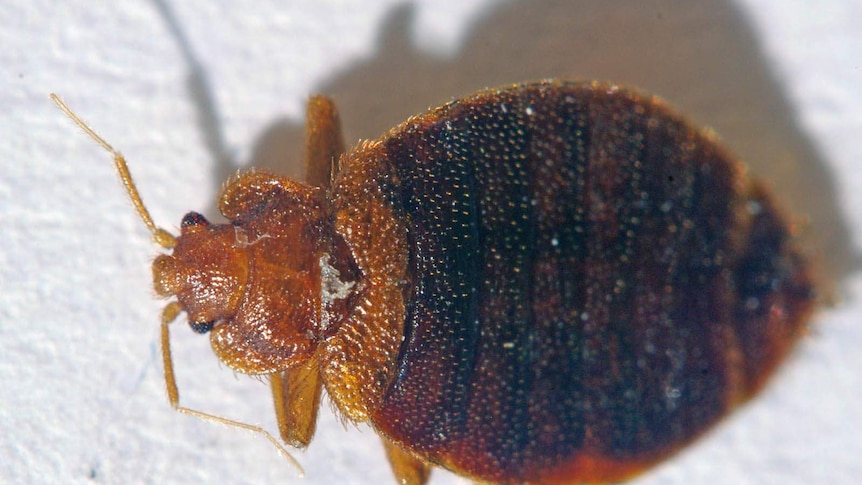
[152, 211, 249, 333]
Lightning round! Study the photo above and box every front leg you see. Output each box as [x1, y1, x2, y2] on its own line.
[270, 355, 324, 448]
[303, 95, 344, 189]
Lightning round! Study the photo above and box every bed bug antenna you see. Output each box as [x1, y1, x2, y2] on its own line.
[50, 93, 177, 249]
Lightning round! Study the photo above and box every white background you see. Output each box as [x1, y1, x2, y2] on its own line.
[2, 0, 860, 484]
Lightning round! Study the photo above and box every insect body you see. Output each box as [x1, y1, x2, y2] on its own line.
[56, 80, 816, 484]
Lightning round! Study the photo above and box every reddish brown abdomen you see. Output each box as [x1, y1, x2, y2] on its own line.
[362, 82, 814, 484]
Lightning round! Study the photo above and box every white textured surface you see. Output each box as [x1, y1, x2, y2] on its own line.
[1, 1, 860, 484]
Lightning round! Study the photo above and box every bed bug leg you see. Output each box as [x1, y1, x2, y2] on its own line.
[302, 94, 344, 189]
[381, 436, 431, 485]
[51, 94, 304, 474]
[270, 355, 323, 447]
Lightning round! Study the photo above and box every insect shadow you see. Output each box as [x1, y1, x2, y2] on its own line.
[158, 0, 855, 287]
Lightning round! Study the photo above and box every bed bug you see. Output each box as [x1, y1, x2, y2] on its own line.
[53, 79, 816, 484]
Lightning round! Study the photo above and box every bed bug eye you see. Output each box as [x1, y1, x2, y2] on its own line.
[189, 320, 215, 334]
[181, 211, 209, 228]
